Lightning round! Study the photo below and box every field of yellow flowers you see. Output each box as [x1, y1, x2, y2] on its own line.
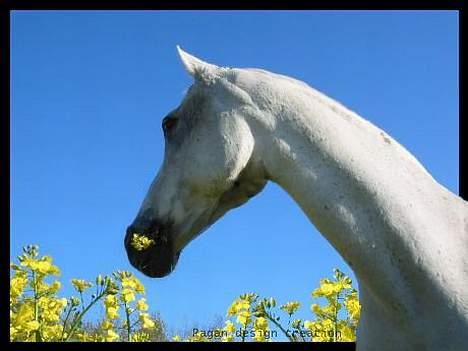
[10, 244, 360, 342]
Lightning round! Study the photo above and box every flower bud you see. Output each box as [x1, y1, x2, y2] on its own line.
[269, 297, 276, 308]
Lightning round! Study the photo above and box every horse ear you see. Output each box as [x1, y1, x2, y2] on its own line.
[176, 45, 219, 81]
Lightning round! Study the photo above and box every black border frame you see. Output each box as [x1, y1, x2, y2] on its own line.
[2, 2, 465, 351]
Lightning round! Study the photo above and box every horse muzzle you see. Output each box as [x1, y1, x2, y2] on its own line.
[124, 223, 180, 278]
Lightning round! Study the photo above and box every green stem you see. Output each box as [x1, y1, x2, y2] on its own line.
[79, 292, 85, 313]
[64, 292, 106, 341]
[264, 312, 294, 342]
[129, 319, 140, 330]
[241, 320, 247, 342]
[299, 329, 306, 342]
[125, 303, 132, 341]
[32, 271, 43, 342]
[60, 304, 73, 341]
[286, 315, 298, 342]
[334, 292, 339, 342]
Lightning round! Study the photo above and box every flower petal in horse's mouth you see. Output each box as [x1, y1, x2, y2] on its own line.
[130, 233, 155, 251]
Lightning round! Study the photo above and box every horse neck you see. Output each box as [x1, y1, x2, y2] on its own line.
[246, 77, 466, 314]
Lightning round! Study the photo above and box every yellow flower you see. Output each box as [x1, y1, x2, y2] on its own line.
[121, 275, 145, 294]
[10, 326, 18, 341]
[105, 329, 120, 342]
[36, 280, 51, 294]
[102, 320, 114, 330]
[254, 316, 268, 330]
[224, 320, 236, 334]
[38, 297, 67, 323]
[25, 320, 40, 331]
[338, 280, 352, 290]
[48, 263, 61, 276]
[312, 279, 342, 297]
[187, 332, 209, 342]
[131, 233, 155, 251]
[304, 320, 314, 331]
[345, 295, 361, 320]
[222, 334, 235, 342]
[74, 331, 92, 341]
[311, 303, 321, 315]
[50, 280, 61, 293]
[236, 310, 251, 327]
[104, 294, 117, 307]
[338, 321, 355, 341]
[238, 299, 250, 310]
[227, 298, 250, 316]
[104, 294, 120, 319]
[139, 313, 155, 329]
[20, 255, 60, 275]
[253, 319, 268, 341]
[9, 245, 360, 343]
[41, 324, 62, 341]
[136, 298, 149, 311]
[71, 279, 93, 293]
[121, 276, 137, 289]
[252, 317, 269, 341]
[71, 296, 81, 306]
[322, 318, 334, 329]
[106, 306, 119, 320]
[227, 303, 237, 316]
[131, 331, 151, 342]
[133, 276, 145, 293]
[10, 272, 28, 300]
[280, 301, 301, 315]
[122, 288, 136, 303]
[36, 259, 51, 274]
[253, 331, 266, 341]
[13, 303, 34, 326]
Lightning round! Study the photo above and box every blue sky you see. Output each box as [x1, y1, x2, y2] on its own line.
[11, 11, 458, 337]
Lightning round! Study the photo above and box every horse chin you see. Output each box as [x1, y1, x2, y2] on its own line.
[139, 250, 180, 278]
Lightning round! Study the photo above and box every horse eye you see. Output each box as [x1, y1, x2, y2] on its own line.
[162, 117, 178, 136]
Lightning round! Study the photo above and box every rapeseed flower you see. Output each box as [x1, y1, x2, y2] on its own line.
[280, 301, 301, 315]
[131, 234, 155, 251]
[71, 279, 93, 293]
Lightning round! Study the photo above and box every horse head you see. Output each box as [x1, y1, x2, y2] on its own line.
[125, 47, 267, 277]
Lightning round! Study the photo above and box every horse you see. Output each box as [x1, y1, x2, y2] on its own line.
[124, 46, 468, 350]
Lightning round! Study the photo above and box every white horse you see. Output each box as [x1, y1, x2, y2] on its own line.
[125, 47, 468, 349]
